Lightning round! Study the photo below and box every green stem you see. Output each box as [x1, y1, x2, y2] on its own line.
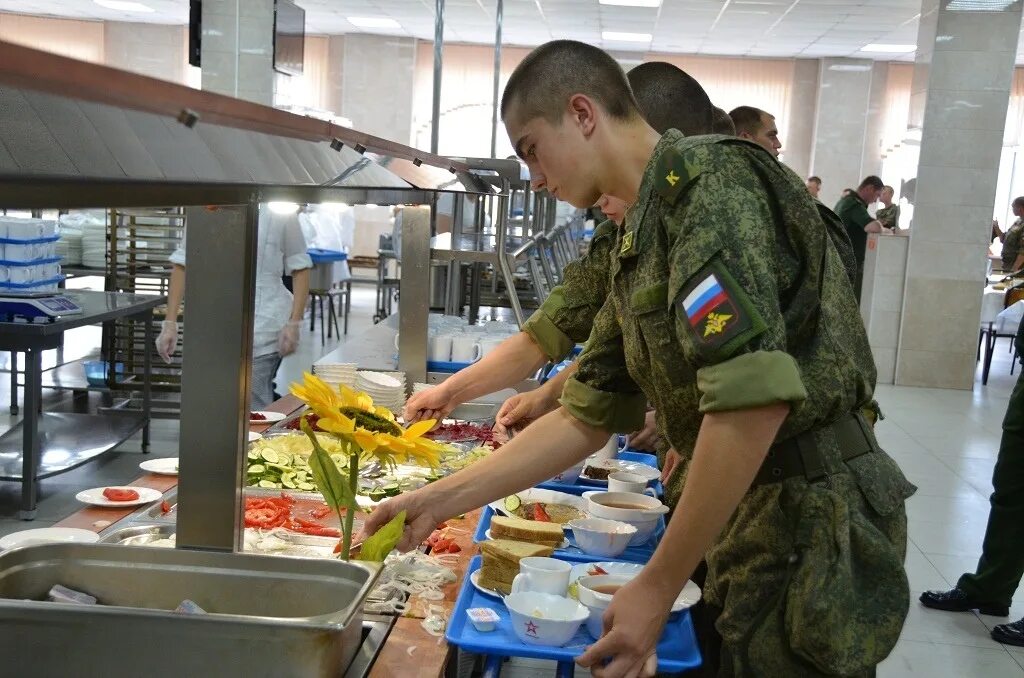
[340, 448, 358, 560]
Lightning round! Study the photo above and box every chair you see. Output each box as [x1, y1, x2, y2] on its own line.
[308, 286, 348, 345]
[982, 300, 1024, 383]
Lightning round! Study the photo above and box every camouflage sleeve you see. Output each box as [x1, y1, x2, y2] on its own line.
[664, 168, 807, 413]
[523, 219, 616, 361]
[559, 298, 647, 434]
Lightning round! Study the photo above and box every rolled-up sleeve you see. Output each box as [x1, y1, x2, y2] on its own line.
[282, 217, 312, 274]
[169, 233, 186, 266]
[696, 351, 806, 413]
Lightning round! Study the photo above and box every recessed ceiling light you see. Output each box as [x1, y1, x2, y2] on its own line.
[602, 31, 653, 42]
[93, 0, 154, 11]
[860, 43, 916, 52]
[347, 16, 401, 29]
[599, 0, 662, 7]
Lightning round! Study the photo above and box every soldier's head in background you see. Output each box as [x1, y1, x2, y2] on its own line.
[730, 105, 782, 157]
[625, 61, 713, 137]
[880, 185, 895, 206]
[711, 106, 736, 135]
[806, 176, 822, 198]
[857, 175, 885, 205]
[1013, 196, 1024, 218]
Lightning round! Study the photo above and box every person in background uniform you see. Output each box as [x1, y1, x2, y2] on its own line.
[157, 206, 312, 409]
[834, 175, 890, 301]
[920, 319, 1024, 647]
[711, 106, 735, 135]
[405, 60, 715, 455]
[876, 185, 900, 232]
[729, 105, 782, 157]
[367, 40, 914, 678]
[1000, 196, 1024, 272]
[806, 175, 822, 198]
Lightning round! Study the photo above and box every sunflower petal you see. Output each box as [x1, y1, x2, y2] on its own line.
[403, 419, 436, 440]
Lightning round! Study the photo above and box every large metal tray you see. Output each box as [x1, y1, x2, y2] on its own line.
[0, 542, 380, 677]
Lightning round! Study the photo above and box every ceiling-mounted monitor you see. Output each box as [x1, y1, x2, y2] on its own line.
[274, 0, 305, 76]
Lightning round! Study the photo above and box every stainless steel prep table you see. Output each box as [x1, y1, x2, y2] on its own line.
[0, 289, 162, 518]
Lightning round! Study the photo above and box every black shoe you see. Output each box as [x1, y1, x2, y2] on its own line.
[919, 588, 1009, 616]
[992, 618, 1024, 647]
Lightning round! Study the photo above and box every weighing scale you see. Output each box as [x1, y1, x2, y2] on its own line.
[0, 293, 83, 322]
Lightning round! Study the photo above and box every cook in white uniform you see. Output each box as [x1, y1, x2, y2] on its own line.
[156, 206, 313, 408]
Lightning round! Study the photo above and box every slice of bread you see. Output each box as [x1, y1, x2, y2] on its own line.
[491, 515, 565, 544]
[478, 539, 556, 594]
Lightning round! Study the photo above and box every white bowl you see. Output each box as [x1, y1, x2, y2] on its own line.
[568, 518, 636, 558]
[576, 574, 635, 638]
[583, 491, 668, 546]
[504, 592, 589, 647]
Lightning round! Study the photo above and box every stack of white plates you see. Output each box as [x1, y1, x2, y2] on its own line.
[313, 362, 357, 389]
[81, 222, 107, 269]
[412, 382, 431, 394]
[56, 229, 83, 266]
[356, 370, 406, 413]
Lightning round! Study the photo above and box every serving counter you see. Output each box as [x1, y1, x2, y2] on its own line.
[51, 393, 481, 678]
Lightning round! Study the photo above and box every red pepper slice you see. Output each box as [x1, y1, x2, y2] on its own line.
[532, 503, 551, 522]
[102, 487, 140, 502]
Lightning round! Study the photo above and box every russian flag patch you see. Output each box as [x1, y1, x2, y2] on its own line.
[675, 259, 765, 358]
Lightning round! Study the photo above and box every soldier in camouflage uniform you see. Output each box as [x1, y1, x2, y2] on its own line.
[366, 41, 915, 678]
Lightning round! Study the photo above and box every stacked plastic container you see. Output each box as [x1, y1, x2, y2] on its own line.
[0, 217, 64, 294]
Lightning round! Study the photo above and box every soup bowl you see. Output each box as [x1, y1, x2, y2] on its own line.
[583, 491, 669, 546]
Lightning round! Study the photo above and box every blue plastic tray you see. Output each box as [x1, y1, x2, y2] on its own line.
[446, 556, 702, 673]
[538, 450, 665, 497]
[427, 359, 475, 373]
[473, 505, 664, 565]
[307, 248, 348, 263]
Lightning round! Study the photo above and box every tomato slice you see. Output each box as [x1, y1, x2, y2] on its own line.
[160, 500, 172, 514]
[102, 487, 140, 502]
[532, 503, 551, 522]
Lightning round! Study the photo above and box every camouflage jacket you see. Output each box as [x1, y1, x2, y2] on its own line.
[522, 218, 618, 361]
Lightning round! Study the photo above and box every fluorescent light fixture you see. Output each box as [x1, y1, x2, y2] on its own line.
[599, 0, 662, 6]
[602, 31, 653, 42]
[93, 0, 154, 11]
[347, 16, 401, 29]
[860, 43, 916, 52]
[828, 64, 873, 72]
[267, 202, 300, 215]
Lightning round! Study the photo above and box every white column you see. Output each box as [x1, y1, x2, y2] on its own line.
[784, 58, 819, 181]
[808, 58, 875, 206]
[340, 34, 417, 144]
[895, 0, 1024, 388]
[200, 0, 274, 105]
[104, 22, 187, 84]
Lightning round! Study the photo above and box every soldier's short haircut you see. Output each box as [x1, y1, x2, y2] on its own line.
[859, 175, 884, 191]
[1013, 196, 1024, 209]
[808, 176, 822, 186]
[625, 62, 713, 136]
[729, 106, 772, 136]
[712, 107, 736, 135]
[501, 40, 639, 125]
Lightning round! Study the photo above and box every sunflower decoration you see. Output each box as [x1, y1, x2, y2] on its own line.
[289, 372, 442, 560]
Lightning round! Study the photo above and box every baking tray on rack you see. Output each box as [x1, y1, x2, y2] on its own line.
[472, 505, 665, 564]
[446, 556, 702, 673]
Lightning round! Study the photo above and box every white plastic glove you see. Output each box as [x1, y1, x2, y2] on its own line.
[155, 320, 178, 364]
[278, 320, 301, 357]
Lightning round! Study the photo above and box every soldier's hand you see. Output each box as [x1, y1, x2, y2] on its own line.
[494, 389, 558, 434]
[660, 448, 680, 485]
[576, 576, 671, 678]
[625, 410, 660, 452]
[403, 384, 457, 426]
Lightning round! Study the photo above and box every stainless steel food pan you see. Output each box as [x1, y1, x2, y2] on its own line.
[98, 523, 176, 546]
[0, 543, 380, 677]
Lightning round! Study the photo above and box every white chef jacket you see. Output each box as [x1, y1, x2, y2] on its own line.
[170, 207, 312, 358]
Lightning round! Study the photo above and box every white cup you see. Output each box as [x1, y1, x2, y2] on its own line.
[428, 333, 454, 362]
[451, 335, 482, 363]
[478, 337, 505, 356]
[589, 435, 619, 462]
[511, 557, 572, 596]
[608, 472, 657, 496]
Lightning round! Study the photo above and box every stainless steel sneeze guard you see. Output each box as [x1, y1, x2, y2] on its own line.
[0, 543, 382, 677]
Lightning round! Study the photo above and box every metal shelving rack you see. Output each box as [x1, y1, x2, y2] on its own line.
[103, 208, 185, 418]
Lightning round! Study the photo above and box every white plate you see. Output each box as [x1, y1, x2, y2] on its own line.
[0, 527, 99, 551]
[358, 372, 402, 388]
[470, 569, 505, 599]
[569, 561, 701, 612]
[250, 411, 286, 424]
[484, 528, 569, 549]
[75, 486, 163, 508]
[489, 489, 587, 529]
[139, 458, 179, 476]
[248, 431, 262, 442]
[580, 460, 661, 485]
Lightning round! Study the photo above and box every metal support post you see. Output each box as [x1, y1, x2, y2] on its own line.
[490, 0, 504, 158]
[430, 0, 445, 154]
[399, 201, 432, 385]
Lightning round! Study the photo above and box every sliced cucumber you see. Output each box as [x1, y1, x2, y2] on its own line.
[247, 449, 261, 460]
[368, 488, 387, 502]
[298, 482, 316, 492]
[383, 483, 401, 497]
[259, 449, 280, 464]
[282, 476, 297, 489]
[258, 479, 277, 488]
[266, 463, 291, 473]
[503, 495, 522, 513]
[248, 464, 266, 474]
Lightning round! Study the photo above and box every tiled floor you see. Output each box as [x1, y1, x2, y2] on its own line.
[0, 277, 1022, 675]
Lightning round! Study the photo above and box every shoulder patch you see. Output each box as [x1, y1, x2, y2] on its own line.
[654, 147, 702, 205]
[674, 258, 766, 361]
